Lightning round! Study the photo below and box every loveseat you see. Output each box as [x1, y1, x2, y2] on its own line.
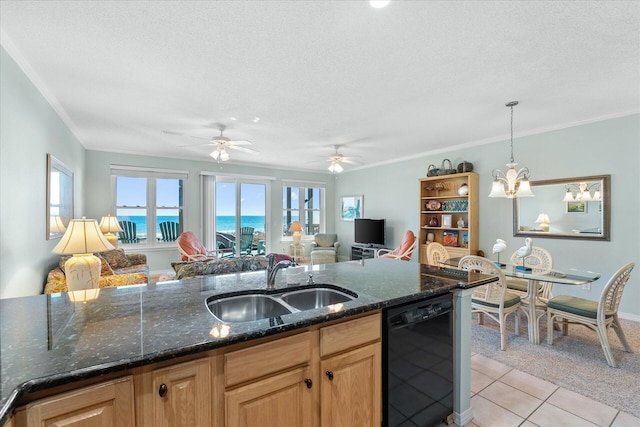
[171, 255, 270, 280]
[44, 249, 149, 294]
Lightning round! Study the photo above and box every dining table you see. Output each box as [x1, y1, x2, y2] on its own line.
[442, 258, 601, 344]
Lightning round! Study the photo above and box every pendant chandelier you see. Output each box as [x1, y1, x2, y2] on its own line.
[488, 101, 534, 198]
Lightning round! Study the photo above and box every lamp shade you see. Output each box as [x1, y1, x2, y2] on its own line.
[289, 221, 303, 245]
[99, 215, 123, 248]
[53, 217, 114, 255]
[49, 215, 67, 233]
[99, 215, 123, 233]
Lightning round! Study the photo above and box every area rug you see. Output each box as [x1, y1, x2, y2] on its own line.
[471, 315, 640, 418]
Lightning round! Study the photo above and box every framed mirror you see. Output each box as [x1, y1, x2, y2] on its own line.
[46, 154, 74, 239]
[513, 175, 610, 241]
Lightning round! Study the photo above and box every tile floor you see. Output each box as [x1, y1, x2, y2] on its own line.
[436, 353, 639, 427]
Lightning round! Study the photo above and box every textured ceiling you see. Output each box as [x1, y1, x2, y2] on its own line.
[1, 1, 638, 173]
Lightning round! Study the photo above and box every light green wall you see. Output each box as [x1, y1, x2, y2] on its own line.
[84, 151, 334, 272]
[335, 114, 640, 318]
[0, 47, 86, 298]
[3, 43, 638, 318]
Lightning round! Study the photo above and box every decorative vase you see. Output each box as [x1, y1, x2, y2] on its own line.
[458, 183, 469, 196]
[428, 216, 439, 227]
[427, 232, 435, 243]
[457, 217, 465, 228]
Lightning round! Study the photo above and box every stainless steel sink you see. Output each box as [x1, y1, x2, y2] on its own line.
[280, 288, 355, 310]
[207, 295, 292, 322]
[206, 286, 358, 323]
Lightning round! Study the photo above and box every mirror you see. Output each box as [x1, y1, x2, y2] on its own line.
[46, 154, 74, 239]
[513, 175, 610, 241]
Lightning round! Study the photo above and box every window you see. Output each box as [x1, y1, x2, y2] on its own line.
[111, 166, 187, 247]
[282, 181, 325, 239]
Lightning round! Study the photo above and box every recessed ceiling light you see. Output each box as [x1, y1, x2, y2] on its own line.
[253, 117, 260, 123]
[370, 0, 390, 8]
[230, 117, 237, 121]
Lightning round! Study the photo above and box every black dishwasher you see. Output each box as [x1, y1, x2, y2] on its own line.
[383, 293, 454, 427]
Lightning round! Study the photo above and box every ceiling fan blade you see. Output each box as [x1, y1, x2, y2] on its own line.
[190, 135, 212, 141]
[161, 129, 184, 136]
[228, 145, 259, 155]
[228, 140, 252, 146]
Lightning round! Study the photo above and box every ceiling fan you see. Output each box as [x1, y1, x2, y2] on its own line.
[327, 145, 359, 173]
[171, 124, 259, 162]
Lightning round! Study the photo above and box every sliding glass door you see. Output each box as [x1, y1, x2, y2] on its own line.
[214, 178, 268, 257]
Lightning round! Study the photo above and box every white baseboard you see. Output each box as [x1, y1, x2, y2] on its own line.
[618, 311, 640, 323]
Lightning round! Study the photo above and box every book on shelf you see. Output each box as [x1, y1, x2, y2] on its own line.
[443, 230, 458, 246]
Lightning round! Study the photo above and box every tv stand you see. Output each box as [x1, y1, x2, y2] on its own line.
[351, 244, 386, 261]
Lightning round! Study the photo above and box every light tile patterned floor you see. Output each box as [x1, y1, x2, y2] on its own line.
[436, 353, 639, 427]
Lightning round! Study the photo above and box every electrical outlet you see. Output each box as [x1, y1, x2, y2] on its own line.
[582, 283, 591, 291]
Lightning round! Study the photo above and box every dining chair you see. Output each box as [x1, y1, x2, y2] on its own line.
[459, 255, 521, 351]
[376, 230, 416, 261]
[507, 246, 554, 299]
[118, 220, 139, 244]
[547, 262, 635, 368]
[425, 242, 449, 266]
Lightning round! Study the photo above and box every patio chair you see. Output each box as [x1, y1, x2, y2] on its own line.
[159, 221, 180, 242]
[177, 231, 218, 261]
[231, 226, 255, 256]
[376, 230, 416, 261]
[459, 255, 521, 351]
[547, 262, 635, 367]
[118, 220, 139, 244]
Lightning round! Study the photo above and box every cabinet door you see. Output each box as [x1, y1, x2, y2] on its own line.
[225, 367, 314, 427]
[320, 343, 381, 427]
[152, 358, 211, 427]
[26, 376, 134, 427]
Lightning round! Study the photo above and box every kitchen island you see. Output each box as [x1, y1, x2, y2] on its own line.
[0, 259, 494, 426]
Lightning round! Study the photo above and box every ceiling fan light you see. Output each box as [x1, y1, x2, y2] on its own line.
[220, 149, 230, 161]
[210, 150, 220, 160]
[328, 162, 343, 173]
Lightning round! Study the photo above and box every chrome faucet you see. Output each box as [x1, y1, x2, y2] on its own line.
[266, 255, 292, 288]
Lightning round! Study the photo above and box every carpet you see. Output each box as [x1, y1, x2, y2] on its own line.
[470, 315, 640, 418]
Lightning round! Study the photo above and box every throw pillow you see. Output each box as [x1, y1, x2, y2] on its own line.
[100, 249, 130, 269]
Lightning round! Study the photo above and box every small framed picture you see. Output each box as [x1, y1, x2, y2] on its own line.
[441, 214, 452, 228]
[566, 201, 587, 214]
[340, 195, 363, 221]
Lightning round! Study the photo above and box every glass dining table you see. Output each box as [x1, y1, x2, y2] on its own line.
[442, 258, 601, 344]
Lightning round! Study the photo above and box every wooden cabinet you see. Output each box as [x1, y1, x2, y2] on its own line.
[224, 332, 313, 427]
[419, 172, 478, 264]
[24, 376, 135, 427]
[11, 313, 380, 427]
[145, 358, 211, 427]
[320, 344, 381, 427]
[226, 366, 314, 427]
[319, 313, 381, 427]
[223, 313, 381, 427]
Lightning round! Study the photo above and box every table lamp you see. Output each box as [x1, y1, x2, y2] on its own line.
[535, 213, 551, 232]
[289, 221, 303, 245]
[52, 217, 114, 291]
[49, 215, 67, 234]
[99, 215, 123, 248]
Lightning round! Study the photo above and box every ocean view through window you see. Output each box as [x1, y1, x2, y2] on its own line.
[111, 166, 187, 246]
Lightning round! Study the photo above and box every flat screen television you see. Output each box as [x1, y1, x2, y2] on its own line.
[354, 218, 385, 247]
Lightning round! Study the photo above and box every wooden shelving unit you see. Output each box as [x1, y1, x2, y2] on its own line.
[419, 172, 478, 264]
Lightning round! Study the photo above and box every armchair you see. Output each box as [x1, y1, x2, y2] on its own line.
[310, 233, 340, 261]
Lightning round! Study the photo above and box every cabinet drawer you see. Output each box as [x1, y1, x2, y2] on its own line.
[320, 313, 381, 357]
[225, 332, 311, 387]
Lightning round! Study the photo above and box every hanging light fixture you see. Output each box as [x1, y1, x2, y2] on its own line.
[210, 146, 230, 162]
[562, 182, 601, 202]
[488, 101, 534, 198]
[328, 160, 343, 174]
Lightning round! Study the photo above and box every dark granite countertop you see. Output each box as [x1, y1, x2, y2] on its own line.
[0, 259, 495, 423]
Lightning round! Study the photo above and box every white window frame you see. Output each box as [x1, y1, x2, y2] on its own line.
[281, 179, 326, 242]
[110, 165, 188, 249]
